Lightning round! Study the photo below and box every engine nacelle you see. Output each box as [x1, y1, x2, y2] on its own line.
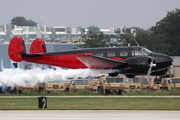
[122, 56, 152, 75]
[150, 69, 168, 76]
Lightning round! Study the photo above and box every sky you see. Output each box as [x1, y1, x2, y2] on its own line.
[0, 0, 179, 29]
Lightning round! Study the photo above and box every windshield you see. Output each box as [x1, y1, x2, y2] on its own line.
[106, 78, 114, 83]
[115, 78, 124, 83]
[171, 79, 180, 84]
[133, 77, 140, 83]
[71, 80, 88, 85]
[125, 78, 132, 83]
[141, 48, 152, 55]
[80, 80, 89, 85]
[48, 79, 55, 82]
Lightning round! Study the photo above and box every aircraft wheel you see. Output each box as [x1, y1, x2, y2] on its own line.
[117, 90, 123, 95]
[108, 72, 119, 77]
[126, 74, 135, 78]
[101, 88, 104, 95]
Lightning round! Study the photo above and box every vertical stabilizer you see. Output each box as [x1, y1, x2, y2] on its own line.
[29, 38, 47, 53]
[8, 36, 26, 62]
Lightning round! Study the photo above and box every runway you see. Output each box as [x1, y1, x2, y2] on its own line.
[0, 110, 179, 120]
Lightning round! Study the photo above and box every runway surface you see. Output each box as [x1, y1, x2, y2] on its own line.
[0, 96, 180, 98]
[0, 110, 179, 120]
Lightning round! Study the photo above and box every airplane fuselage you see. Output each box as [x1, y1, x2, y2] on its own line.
[8, 36, 173, 78]
[24, 46, 173, 76]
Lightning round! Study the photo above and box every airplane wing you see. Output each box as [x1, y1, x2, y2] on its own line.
[76, 54, 128, 69]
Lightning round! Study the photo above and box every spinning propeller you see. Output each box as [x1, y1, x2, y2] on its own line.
[147, 58, 156, 82]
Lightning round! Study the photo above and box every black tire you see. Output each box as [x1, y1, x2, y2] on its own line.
[126, 74, 135, 78]
[105, 90, 109, 95]
[108, 72, 119, 77]
[18, 90, 22, 94]
[117, 90, 123, 95]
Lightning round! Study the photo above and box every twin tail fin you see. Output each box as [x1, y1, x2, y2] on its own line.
[8, 36, 46, 62]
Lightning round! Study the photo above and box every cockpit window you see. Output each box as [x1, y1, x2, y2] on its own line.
[142, 48, 152, 54]
[140, 50, 148, 56]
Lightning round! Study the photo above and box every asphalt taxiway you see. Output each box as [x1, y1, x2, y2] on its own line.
[0, 110, 179, 120]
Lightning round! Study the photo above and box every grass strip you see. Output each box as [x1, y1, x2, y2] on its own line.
[1, 90, 180, 96]
[0, 97, 179, 110]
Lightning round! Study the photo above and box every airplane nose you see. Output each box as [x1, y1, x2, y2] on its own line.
[168, 56, 173, 65]
[150, 53, 173, 68]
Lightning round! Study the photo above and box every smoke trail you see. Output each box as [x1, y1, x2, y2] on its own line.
[1, 59, 4, 71]
[0, 67, 113, 87]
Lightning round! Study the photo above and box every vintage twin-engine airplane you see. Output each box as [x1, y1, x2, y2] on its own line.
[8, 36, 173, 79]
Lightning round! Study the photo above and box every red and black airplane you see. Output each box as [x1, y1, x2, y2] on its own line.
[8, 36, 173, 78]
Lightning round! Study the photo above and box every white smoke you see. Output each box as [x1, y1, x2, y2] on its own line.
[0, 67, 113, 87]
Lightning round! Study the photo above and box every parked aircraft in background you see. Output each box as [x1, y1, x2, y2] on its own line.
[8, 36, 173, 80]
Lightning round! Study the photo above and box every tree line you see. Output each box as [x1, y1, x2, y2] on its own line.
[78, 9, 180, 56]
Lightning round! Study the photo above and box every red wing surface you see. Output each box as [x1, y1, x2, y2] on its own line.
[76, 54, 128, 69]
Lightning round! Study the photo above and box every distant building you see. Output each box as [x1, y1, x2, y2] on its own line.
[0, 23, 123, 44]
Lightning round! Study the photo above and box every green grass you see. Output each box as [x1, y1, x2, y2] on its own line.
[0, 97, 179, 110]
[1, 90, 180, 96]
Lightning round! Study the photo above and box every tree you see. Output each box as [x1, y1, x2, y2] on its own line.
[77, 30, 121, 48]
[120, 9, 180, 55]
[87, 25, 100, 33]
[151, 9, 180, 55]
[11, 16, 37, 27]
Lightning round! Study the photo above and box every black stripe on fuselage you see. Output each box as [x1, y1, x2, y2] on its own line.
[42, 46, 143, 56]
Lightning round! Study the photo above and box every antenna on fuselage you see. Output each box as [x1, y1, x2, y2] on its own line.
[133, 38, 139, 47]
[131, 29, 139, 47]
[102, 40, 111, 48]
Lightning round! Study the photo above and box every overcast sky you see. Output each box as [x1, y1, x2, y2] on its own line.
[0, 0, 179, 29]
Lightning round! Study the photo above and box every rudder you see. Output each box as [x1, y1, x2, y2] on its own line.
[8, 36, 26, 62]
[29, 38, 46, 53]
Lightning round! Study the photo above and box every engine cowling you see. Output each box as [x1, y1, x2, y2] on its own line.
[150, 69, 167, 76]
[122, 56, 152, 75]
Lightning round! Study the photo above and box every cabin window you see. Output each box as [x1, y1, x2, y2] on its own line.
[115, 78, 124, 83]
[120, 51, 128, 56]
[95, 53, 103, 57]
[133, 77, 140, 83]
[132, 50, 144, 56]
[72, 80, 79, 85]
[48, 79, 55, 82]
[168, 80, 171, 84]
[125, 78, 132, 83]
[106, 78, 114, 83]
[171, 79, 180, 83]
[80, 80, 89, 85]
[108, 53, 115, 57]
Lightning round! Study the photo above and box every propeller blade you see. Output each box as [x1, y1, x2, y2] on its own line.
[168, 68, 172, 78]
[147, 59, 156, 82]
